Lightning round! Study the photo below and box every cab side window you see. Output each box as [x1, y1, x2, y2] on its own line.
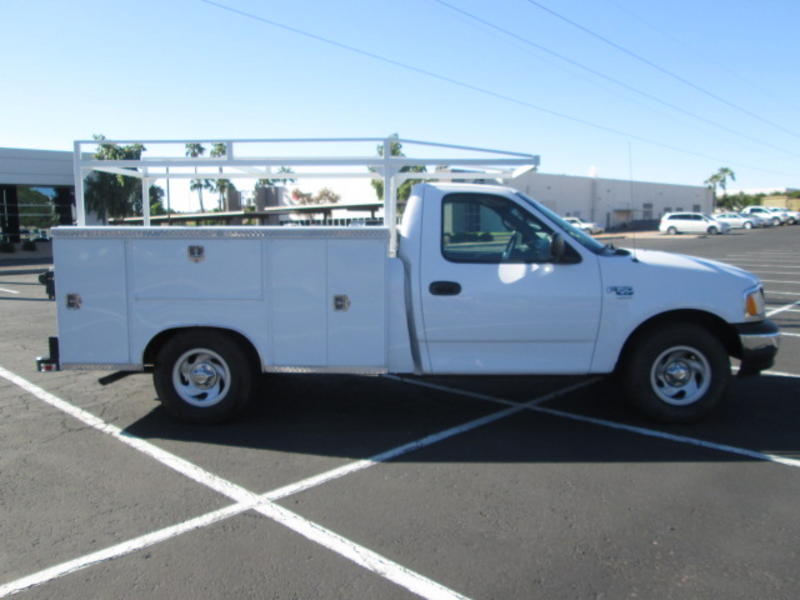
[441, 193, 575, 264]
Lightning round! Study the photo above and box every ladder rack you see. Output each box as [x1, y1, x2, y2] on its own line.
[73, 136, 540, 256]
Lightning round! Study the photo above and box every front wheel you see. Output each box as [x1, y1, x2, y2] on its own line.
[154, 330, 255, 423]
[667, 226, 678, 235]
[743, 221, 753, 229]
[621, 324, 730, 422]
[707, 226, 718, 235]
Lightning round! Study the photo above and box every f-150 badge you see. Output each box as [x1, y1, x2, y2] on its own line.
[608, 286, 634, 298]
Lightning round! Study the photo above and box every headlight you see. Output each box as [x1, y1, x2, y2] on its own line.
[744, 286, 766, 320]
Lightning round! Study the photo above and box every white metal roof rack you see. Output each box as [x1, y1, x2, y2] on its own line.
[73, 136, 539, 256]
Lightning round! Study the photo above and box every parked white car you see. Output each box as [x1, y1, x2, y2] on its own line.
[564, 216, 604, 235]
[659, 212, 731, 235]
[713, 212, 760, 230]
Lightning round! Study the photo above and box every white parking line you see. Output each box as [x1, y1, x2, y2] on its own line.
[725, 257, 800, 263]
[761, 280, 800, 285]
[762, 369, 800, 378]
[0, 287, 20, 295]
[755, 271, 800, 276]
[396, 377, 800, 468]
[766, 291, 800, 296]
[730, 263, 800, 269]
[768, 301, 800, 317]
[0, 503, 251, 598]
[0, 365, 469, 599]
[780, 332, 800, 338]
[532, 405, 800, 468]
[264, 379, 596, 502]
[0, 366, 595, 599]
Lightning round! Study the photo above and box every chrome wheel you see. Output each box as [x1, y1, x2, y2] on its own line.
[172, 348, 231, 408]
[650, 345, 711, 406]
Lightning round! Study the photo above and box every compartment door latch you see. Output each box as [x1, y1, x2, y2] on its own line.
[333, 294, 351, 311]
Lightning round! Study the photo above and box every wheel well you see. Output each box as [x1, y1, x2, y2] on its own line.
[616, 310, 741, 372]
[144, 327, 262, 372]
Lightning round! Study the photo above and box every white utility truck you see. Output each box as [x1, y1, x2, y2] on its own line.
[37, 138, 779, 423]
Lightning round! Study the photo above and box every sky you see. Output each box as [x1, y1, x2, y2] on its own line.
[2, 0, 798, 210]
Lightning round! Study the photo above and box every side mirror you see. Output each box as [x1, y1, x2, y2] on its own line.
[551, 233, 565, 263]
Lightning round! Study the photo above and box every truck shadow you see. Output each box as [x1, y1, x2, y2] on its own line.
[123, 373, 800, 464]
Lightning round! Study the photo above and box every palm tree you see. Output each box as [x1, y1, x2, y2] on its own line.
[185, 143, 208, 212]
[705, 167, 736, 210]
[209, 143, 231, 210]
[716, 167, 736, 198]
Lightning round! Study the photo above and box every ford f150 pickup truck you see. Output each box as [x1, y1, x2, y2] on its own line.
[37, 138, 780, 424]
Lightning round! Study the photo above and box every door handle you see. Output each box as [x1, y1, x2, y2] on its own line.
[429, 281, 462, 296]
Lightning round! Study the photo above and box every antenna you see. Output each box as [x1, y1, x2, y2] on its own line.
[628, 141, 639, 262]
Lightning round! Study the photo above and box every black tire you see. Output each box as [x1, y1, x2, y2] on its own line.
[620, 324, 730, 423]
[707, 226, 718, 235]
[667, 226, 678, 235]
[154, 330, 255, 423]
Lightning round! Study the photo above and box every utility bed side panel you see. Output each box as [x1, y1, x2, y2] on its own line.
[269, 239, 328, 366]
[268, 236, 388, 369]
[53, 237, 130, 367]
[327, 239, 386, 367]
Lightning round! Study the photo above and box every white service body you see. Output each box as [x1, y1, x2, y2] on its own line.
[52, 182, 770, 379]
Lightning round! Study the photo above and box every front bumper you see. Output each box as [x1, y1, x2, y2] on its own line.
[735, 320, 780, 376]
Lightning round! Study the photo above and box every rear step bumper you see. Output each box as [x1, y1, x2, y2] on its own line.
[36, 337, 60, 372]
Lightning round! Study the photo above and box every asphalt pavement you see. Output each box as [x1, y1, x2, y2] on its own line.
[0, 225, 798, 599]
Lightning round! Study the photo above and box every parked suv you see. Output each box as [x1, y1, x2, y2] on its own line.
[765, 207, 798, 225]
[741, 206, 782, 226]
[659, 212, 730, 235]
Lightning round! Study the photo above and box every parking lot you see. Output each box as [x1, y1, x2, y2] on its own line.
[1, 226, 799, 599]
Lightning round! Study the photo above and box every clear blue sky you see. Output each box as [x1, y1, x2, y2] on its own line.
[3, 0, 798, 202]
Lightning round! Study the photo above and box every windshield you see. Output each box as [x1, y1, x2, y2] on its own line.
[515, 192, 607, 254]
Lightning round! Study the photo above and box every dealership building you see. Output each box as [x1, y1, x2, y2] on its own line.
[0, 148, 75, 242]
[510, 170, 713, 230]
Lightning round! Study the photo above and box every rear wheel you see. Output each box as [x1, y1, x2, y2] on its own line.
[743, 221, 753, 229]
[707, 226, 718, 235]
[621, 324, 730, 422]
[667, 226, 678, 235]
[154, 330, 255, 423]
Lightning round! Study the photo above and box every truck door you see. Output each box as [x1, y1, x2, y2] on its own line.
[418, 191, 602, 374]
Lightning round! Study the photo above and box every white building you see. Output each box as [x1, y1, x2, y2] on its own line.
[511, 171, 713, 229]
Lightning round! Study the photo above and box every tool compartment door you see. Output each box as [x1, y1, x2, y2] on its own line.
[54, 238, 130, 366]
[327, 238, 386, 367]
[269, 233, 387, 369]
